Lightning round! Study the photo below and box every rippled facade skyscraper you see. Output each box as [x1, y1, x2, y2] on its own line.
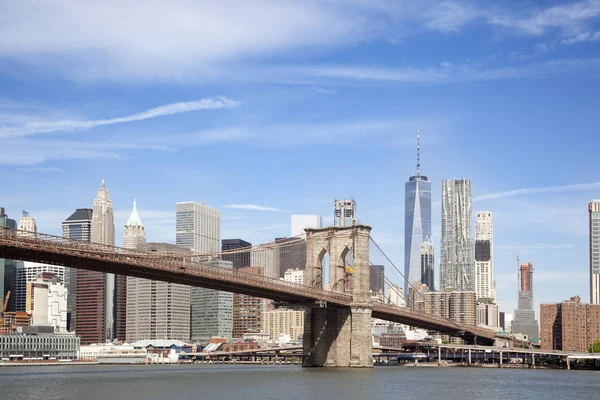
[404, 131, 432, 295]
[440, 179, 474, 292]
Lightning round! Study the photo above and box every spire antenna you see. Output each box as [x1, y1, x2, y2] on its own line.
[416, 129, 421, 176]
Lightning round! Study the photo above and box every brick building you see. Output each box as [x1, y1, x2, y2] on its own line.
[232, 267, 264, 338]
[540, 296, 600, 352]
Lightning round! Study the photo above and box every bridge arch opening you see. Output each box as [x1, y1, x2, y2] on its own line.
[340, 245, 354, 292]
[319, 249, 330, 290]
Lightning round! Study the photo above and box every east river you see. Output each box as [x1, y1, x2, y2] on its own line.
[1, 364, 600, 399]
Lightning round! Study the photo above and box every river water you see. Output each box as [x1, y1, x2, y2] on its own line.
[1, 364, 599, 400]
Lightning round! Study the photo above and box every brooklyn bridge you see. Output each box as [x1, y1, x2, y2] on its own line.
[0, 225, 517, 367]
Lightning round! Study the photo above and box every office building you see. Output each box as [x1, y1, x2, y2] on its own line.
[14, 262, 65, 312]
[475, 211, 495, 301]
[421, 289, 477, 327]
[420, 241, 434, 291]
[1, 207, 18, 311]
[28, 272, 68, 332]
[73, 181, 118, 344]
[123, 199, 146, 250]
[540, 296, 600, 352]
[291, 215, 322, 237]
[62, 208, 93, 332]
[511, 262, 539, 342]
[499, 311, 506, 331]
[124, 202, 147, 341]
[126, 242, 191, 342]
[232, 267, 263, 338]
[477, 301, 500, 329]
[334, 199, 357, 227]
[590, 200, 600, 304]
[440, 179, 474, 292]
[222, 239, 251, 270]
[407, 280, 429, 309]
[405, 130, 432, 295]
[176, 202, 220, 254]
[190, 259, 233, 342]
[262, 310, 304, 341]
[275, 237, 305, 278]
[370, 264, 385, 297]
[251, 245, 280, 279]
[17, 211, 37, 237]
[127, 243, 191, 342]
[282, 269, 304, 285]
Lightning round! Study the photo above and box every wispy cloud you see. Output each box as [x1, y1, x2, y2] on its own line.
[17, 167, 65, 173]
[562, 30, 600, 44]
[489, 0, 600, 35]
[426, 0, 600, 36]
[295, 58, 600, 83]
[474, 182, 600, 201]
[0, 97, 239, 138]
[224, 204, 284, 212]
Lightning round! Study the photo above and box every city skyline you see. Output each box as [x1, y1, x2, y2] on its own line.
[2, 0, 600, 320]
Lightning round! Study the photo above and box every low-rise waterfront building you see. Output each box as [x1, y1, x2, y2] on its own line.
[0, 326, 79, 361]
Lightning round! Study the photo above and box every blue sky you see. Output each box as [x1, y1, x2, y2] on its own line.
[1, 0, 600, 318]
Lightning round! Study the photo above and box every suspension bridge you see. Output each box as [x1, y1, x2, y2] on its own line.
[0, 225, 516, 367]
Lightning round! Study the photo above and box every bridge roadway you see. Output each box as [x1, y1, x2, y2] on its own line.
[0, 228, 499, 344]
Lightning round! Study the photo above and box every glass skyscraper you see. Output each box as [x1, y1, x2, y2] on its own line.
[404, 131, 432, 295]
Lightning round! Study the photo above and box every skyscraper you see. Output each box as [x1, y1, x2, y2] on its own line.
[420, 241, 434, 290]
[124, 199, 147, 341]
[91, 180, 115, 246]
[127, 242, 191, 342]
[176, 202, 220, 254]
[440, 179, 474, 292]
[475, 211, 495, 301]
[334, 199, 357, 227]
[18, 211, 37, 237]
[405, 130, 432, 295]
[176, 201, 221, 341]
[590, 200, 600, 304]
[222, 239, 251, 270]
[511, 262, 539, 342]
[190, 259, 233, 342]
[76, 180, 119, 343]
[62, 208, 93, 332]
[123, 199, 146, 250]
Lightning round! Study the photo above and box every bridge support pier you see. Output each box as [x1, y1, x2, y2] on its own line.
[303, 304, 373, 368]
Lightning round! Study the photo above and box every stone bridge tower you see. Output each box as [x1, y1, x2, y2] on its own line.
[302, 225, 373, 367]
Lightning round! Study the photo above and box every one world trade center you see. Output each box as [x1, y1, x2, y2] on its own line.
[404, 130, 432, 296]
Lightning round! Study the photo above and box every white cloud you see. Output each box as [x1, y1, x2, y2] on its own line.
[292, 57, 600, 83]
[489, 0, 600, 35]
[17, 167, 65, 173]
[0, 0, 405, 81]
[223, 204, 284, 212]
[562, 30, 600, 44]
[0, 97, 238, 138]
[425, 1, 482, 32]
[474, 182, 600, 201]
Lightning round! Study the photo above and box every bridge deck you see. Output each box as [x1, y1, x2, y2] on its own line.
[0, 228, 502, 343]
